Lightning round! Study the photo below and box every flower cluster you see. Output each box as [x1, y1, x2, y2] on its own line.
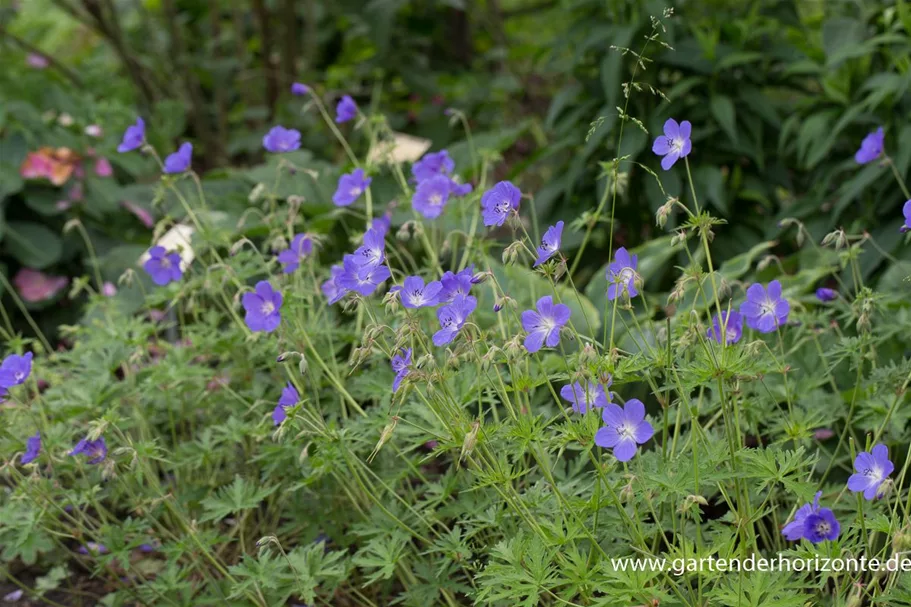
[410, 150, 472, 219]
[322, 227, 392, 303]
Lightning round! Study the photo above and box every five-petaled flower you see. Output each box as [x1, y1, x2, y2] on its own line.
[322, 265, 348, 304]
[242, 281, 283, 333]
[163, 142, 192, 174]
[595, 399, 654, 462]
[606, 247, 639, 301]
[143, 246, 183, 286]
[433, 294, 477, 346]
[117, 117, 145, 153]
[782, 491, 840, 544]
[277, 234, 313, 274]
[21, 432, 41, 465]
[412, 150, 455, 182]
[336, 95, 358, 123]
[521, 295, 571, 353]
[651, 118, 692, 171]
[0, 352, 33, 390]
[560, 380, 610, 414]
[70, 436, 107, 465]
[352, 228, 385, 269]
[291, 82, 309, 96]
[273, 382, 299, 425]
[740, 280, 789, 333]
[412, 174, 452, 219]
[391, 348, 413, 393]
[534, 221, 564, 267]
[481, 181, 521, 227]
[438, 266, 474, 303]
[855, 127, 884, 165]
[395, 275, 443, 309]
[848, 444, 893, 501]
[707, 310, 743, 345]
[903, 200, 911, 233]
[333, 168, 372, 207]
[338, 255, 391, 296]
[263, 126, 302, 153]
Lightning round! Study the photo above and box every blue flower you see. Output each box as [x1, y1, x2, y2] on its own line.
[595, 399, 654, 462]
[651, 118, 692, 171]
[338, 255, 390, 296]
[273, 382, 299, 425]
[291, 82, 309, 96]
[163, 142, 192, 174]
[391, 348, 413, 393]
[336, 95, 357, 123]
[412, 150, 455, 182]
[534, 221, 564, 267]
[263, 126, 302, 153]
[70, 436, 107, 465]
[903, 200, 911, 233]
[815, 288, 837, 302]
[321, 264, 348, 304]
[707, 310, 743, 344]
[0, 352, 33, 389]
[782, 491, 840, 544]
[412, 174, 451, 219]
[21, 432, 41, 465]
[481, 181, 521, 227]
[520, 295, 570, 353]
[606, 247, 638, 300]
[117, 117, 145, 153]
[560, 380, 609, 414]
[433, 294, 477, 346]
[395, 275, 442, 309]
[333, 168, 372, 207]
[242, 281, 283, 333]
[740, 280, 789, 333]
[847, 444, 893, 500]
[277, 234, 313, 274]
[143, 246, 183, 286]
[352, 228, 385, 270]
[438, 266, 474, 303]
[855, 127, 884, 165]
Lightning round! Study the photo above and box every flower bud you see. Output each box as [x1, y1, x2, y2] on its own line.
[396, 222, 412, 241]
[471, 271, 490, 284]
[460, 421, 480, 463]
[671, 230, 687, 247]
[249, 183, 266, 203]
[368, 417, 399, 463]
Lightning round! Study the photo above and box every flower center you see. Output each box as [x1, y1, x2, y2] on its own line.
[864, 466, 883, 481]
[350, 186, 363, 197]
[430, 194, 442, 205]
[14, 371, 25, 382]
[670, 137, 684, 154]
[160, 257, 171, 268]
[617, 422, 635, 439]
[261, 301, 275, 315]
[814, 520, 831, 536]
[759, 298, 776, 317]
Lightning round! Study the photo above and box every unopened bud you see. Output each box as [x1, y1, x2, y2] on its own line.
[460, 421, 480, 463]
[396, 222, 412, 241]
[368, 417, 399, 463]
[249, 183, 266, 203]
[471, 271, 490, 284]
[671, 230, 687, 247]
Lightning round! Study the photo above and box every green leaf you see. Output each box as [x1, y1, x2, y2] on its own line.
[4, 221, 63, 269]
[200, 476, 278, 522]
[710, 95, 738, 145]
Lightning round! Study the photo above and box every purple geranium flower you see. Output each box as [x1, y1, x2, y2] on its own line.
[782, 491, 820, 541]
[70, 436, 107, 464]
[448, 179, 473, 197]
[163, 142, 192, 174]
[336, 95, 357, 123]
[263, 126, 302, 153]
[391, 348, 413, 393]
[903, 200, 911, 232]
[651, 118, 692, 171]
[855, 127, 884, 165]
[433, 294, 477, 346]
[534, 221, 564, 267]
[143, 246, 183, 286]
[352, 228, 385, 269]
[560, 380, 610, 414]
[333, 168, 372, 207]
[740, 280, 789, 333]
[291, 82, 309, 96]
[396, 275, 443, 309]
[848, 444, 894, 501]
[338, 255, 390, 296]
[371, 212, 392, 237]
[412, 150, 455, 182]
[117, 117, 145, 153]
[707, 310, 743, 344]
[481, 181, 521, 227]
[78, 542, 109, 555]
[242, 281, 283, 333]
[322, 265, 348, 304]
[521, 295, 571, 353]
[606, 247, 638, 300]
[0, 352, 33, 388]
[272, 382, 299, 425]
[438, 266, 474, 303]
[595, 399, 654, 462]
[412, 174, 451, 219]
[21, 432, 41, 465]
[816, 288, 838, 302]
[803, 509, 841, 544]
[277, 234, 313, 273]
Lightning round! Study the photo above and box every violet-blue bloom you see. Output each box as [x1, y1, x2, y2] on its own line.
[560, 380, 610, 414]
[338, 255, 390, 296]
[595, 399, 654, 462]
[371, 212, 392, 237]
[448, 179, 473, 197]
[412, 150, 455, 182]
[391, 348, 413, 393]
[481, 181, 521, 227]
[0, 351, 33, 388]
[520, 295, 571, 353]
[333, 168, 372, 207]
[78, 542, 109, 555]
[263, 126, 302, 153]
[352, 228, 385, 269]
[272, 382, 299, 425]
[740, 280, 789, 333]
[855, 127, 884, 165]
[606, 247, 638, 300]
[651, 118, 692, 171]
[782, 491, 820, 541]
[321, 265, 348, 304]
[433, 294, 477, 346]
[903, 200, 911, 232]
[21, 432, 41, 465]
[396, 275, 443, 309]
[816, 288, 838, 302]
[802, 509, 841, 544]
[277, 234, 313, 274]
[163, 142, 192, 174]
[291, 82, 309, 96]
[70, 436, 107, 464]
[412, 174, 451, 219]
[143, 246, 183, 286]
[242, 281, 283, 333]
[438, 266, 474, 303]
[335, 95, 357, 123]
[117, 117, 145, 153]
[534, 221, 564, 267]
[707, 310, 743, 345]
[847, 444, 893, 501]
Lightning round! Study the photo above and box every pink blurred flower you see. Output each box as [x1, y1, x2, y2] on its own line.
[94, 157, 113, 177]
[814, 428, 835, 441]
[13, 268, 69, 303]
[26, 54, 49, 69]
[85, 124, 103, 138]
[67, 182, 84, 202]
[122, 201, 154, 228]
[55, 200, 71, 211]
[102, 282, 117, 296]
